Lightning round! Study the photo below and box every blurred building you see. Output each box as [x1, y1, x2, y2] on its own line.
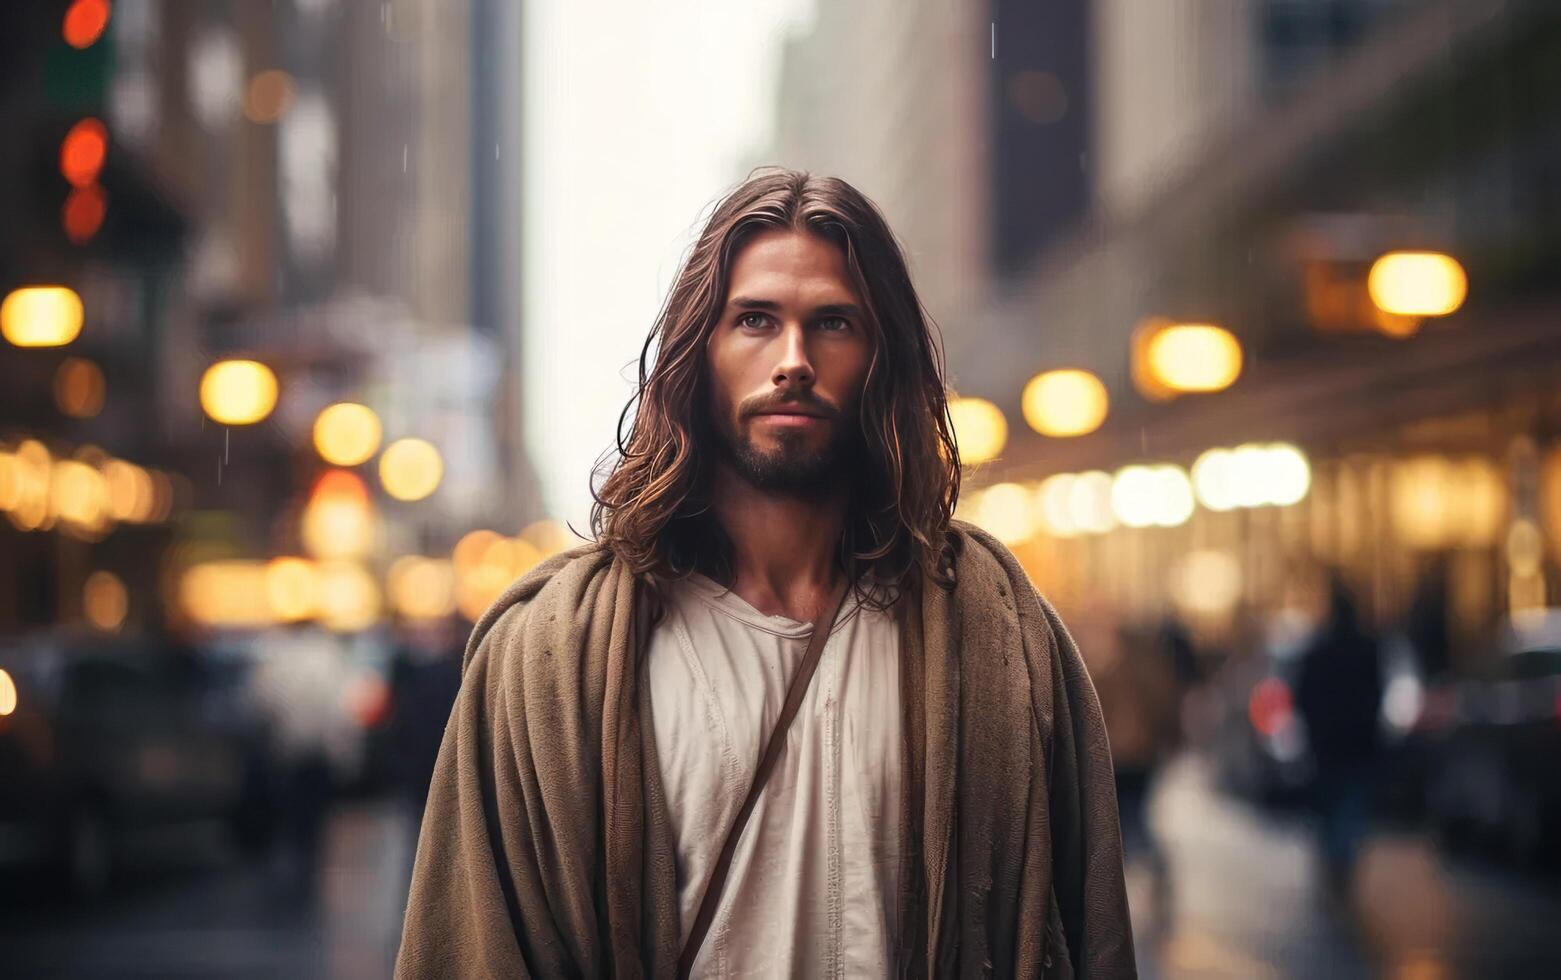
[955, 0, 1561, 671]
[0, 0, 538, 638]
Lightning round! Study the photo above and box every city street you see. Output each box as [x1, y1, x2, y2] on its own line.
[1138, 757, 1561, 979]
[4, 757, 1560, 978]
[0, 802, 416, 979]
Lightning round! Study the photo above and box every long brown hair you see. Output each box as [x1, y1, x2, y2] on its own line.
[590, 168, 960, 606]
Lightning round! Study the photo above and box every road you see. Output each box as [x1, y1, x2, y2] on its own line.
[3, 758, 1560, 978]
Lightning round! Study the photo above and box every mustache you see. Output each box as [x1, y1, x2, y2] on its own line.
[739, 389, 841, 420]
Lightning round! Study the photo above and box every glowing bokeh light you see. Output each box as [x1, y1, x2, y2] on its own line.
[62, 0, 112, 48]
[83, 570, 128, 631]
[313, 402, 383, 466]
[59, 118, 108, 187]
[1144, 324, 1242, 394]
[199, 359, 278, 425]
[947, 396, 1008, 464]
[3, 286, 84, 348]
[1021, 369, 1109, 437]
[54, 357, 105, 418]
[1368, 251, 1467, 317]
[379, 438, 443, 501]
[388, 556, 457, 620]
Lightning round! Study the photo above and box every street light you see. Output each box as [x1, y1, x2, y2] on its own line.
[1368, 251, 1467, 317]
[947, 397, 1008, 465]
[2, 286, 84, 348]
[313, 402, 382, 466]
[1021, 369, 1108, 437]
[379, 438, 443, 501]
[1144, 324, 1242, 394]
[199, 359, 278, 425]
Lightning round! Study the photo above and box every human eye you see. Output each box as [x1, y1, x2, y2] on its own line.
[736, 312, 771, 330]
[816, 316, 850, 332]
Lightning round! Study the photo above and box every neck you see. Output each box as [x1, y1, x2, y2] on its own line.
[706, 463, 848, 622]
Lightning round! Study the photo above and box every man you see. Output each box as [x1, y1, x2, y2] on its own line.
[398, 170, 1134, 978]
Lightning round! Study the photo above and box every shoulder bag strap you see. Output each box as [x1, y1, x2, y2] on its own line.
[676, 579, 852, 979]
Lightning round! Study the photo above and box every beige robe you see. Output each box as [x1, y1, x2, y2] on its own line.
[396, 520, 1135, 978]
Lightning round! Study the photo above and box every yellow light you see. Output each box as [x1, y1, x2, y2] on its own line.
[147, 470, 174, 522]
[1036, 475, 1080, 538]
[2, 286, 84, 348]
[264, 557, 318, 622]
[1368, 251, 1467, 317]
[1266, 444, 1312, 506]
[1069, 471, 1118, 535]
[1111, 465, 1194, 528]
[388, 556, 457, 620]
[313, 402, 383, 466]
[973, 483, 1038, 545]
[1144, 325, 1242, 394]
[379, 438, 443, 501]
[1021, 369, 1108, 437]
[54, 357, 106, 418]
[0, 450, 15, 512]
[50, 459, 111, 537]
[316, 561, 380, 632]
[0, 668, 16, 716]
[454, 535, 541, 621]
[83, 570, 127, 632]
[102, 459, 152, 521]
[200, 359, 278, 425]
[1171, 551, 1244, 618]
[453, 529, 503, 572]
[7, 440, 53, 531]
[947, 396, 1008, 464]
[1191, 449, 1238, 511]
[301, 493, 377, 559]
[180, 561, 272, 627]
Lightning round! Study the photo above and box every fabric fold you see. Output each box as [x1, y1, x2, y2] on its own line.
[396, 521, 1135, 979]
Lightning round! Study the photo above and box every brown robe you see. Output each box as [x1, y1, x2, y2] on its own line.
[396, 520, 1135, 978]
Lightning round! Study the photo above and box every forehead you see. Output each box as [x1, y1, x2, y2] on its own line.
[724, 228, 862, 305]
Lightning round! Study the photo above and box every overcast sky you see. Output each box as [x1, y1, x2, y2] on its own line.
[522, 0, 815, 532]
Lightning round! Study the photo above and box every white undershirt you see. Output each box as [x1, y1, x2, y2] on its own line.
[643, 573, 903, 978]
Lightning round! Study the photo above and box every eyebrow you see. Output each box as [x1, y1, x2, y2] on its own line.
[726, 296, 864, 319]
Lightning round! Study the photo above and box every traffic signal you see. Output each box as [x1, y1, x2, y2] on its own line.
[46, 1, 116, 246]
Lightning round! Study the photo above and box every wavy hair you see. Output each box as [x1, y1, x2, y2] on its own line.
[590, 168, 960, 607]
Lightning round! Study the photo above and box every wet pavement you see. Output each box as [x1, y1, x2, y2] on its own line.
[1135, 756, 1561, 979]
[3, 759, 1559, 978]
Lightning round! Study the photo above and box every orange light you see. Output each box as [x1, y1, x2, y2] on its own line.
[60, 119, 109, 188]
[312, 468, 370, 503]
[244, 71, 296, 124]
[54, 357, 105, 418]
[63, 0, 112, 49]
[62, 185, 108, 244]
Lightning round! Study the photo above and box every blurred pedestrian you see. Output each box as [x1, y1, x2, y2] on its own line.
[1090, 615, 1186, 934]
[1294, 575, 1385, 898]
[250, 622, 355, 904]
[387, 618, 463, 824]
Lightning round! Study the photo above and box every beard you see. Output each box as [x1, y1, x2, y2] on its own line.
[712, 402, 859, 500]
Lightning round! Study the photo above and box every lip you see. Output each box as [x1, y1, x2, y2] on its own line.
[754, 412, 827, 426]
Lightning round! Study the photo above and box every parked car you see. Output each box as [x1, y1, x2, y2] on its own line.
[1416, 611, 1561, 869]
[0, 631, 277, 896]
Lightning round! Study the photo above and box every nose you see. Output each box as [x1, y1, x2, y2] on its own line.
[772, 322, 815, 388]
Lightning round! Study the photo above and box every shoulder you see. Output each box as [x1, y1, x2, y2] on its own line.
[944, 519, 1036, 600]
[944, 518, 1077, 660]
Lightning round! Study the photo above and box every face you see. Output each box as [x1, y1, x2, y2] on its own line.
[705, 228, 874, 497]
